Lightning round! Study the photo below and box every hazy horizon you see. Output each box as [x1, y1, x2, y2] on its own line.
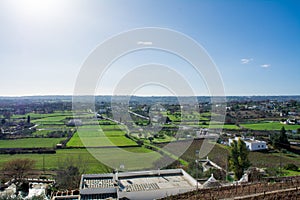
[1, 94, 300, 98]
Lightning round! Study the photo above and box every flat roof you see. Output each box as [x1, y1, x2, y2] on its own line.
[244, 140, 266, 144]
[119, 173, 194, 192]
[80, 188, 117, 195]
[82, 177, 114, 189]
[80, 169, 196, 193]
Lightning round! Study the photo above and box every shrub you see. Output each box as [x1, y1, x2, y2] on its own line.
[284, 163, 299, 171]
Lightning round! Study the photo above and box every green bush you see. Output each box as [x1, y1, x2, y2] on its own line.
[284, 163, 299, 171]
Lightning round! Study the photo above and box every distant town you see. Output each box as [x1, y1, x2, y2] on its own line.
[0, 95, 300, 199]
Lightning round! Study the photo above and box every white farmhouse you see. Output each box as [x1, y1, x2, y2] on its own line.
[229, 137, 267, 151]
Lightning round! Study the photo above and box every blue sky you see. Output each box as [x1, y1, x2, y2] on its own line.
[0, 0, 299, 96]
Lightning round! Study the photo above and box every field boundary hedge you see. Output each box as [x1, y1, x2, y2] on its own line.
[0, 148, 56, 154]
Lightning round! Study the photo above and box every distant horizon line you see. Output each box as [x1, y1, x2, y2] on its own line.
[1, 94, 300, 98]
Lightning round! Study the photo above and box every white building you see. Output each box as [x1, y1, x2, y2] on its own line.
[78, 169, 198, 200]
[229, 137, 267, 151]
[26, 182, 48, 199]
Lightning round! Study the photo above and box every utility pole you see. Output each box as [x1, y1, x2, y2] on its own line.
[279, 149, 282, 176]
[195, 159, 199, 190]
[226, 156, 228, 182]
[195, 150, 200, 191]
[43, 154, 45, 173]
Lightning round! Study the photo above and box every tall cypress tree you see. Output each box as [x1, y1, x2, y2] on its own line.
[229, 138, 251, 180]
[271, 126, 289, 149]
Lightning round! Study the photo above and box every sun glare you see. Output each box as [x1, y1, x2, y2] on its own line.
[7, 0, 66, 22]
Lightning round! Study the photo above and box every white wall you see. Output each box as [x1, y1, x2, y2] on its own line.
[229, 137, 267, 151]
[246, 141, 267, 151]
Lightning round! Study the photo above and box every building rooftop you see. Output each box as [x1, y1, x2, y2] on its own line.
[79, 169, 198, 200]
[244, 139, 266, 144]
[119, 173, 193, 192]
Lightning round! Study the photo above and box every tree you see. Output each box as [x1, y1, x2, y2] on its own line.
[279, 127, 289, 145]
[56, 165, 81, 190]
[229, 138, 251, 180]
[3, 111, 12, 120]
[205, 168, 226, 180]
[271, 126, 290, 149]
[1, 158, 35, 181]
[148, 136, 154, 143]
[165, 116, 172, 124]
[27, 115, 31, 124]
[247, 167, 263, 182]
[284, 163, 298, 171]
[56, 157, 87, 190]
[138, 132, 142, 138]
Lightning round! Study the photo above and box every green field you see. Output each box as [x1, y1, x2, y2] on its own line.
[67, 125, 137, 147]
[0, 149, 110, 173]
[167, 112, 211, 122]
[87, 147, 162, 171]
[0, 148, 162, 173]
[0, 138, 65, 148]
[100, 124, 127, 131]
[0, 113, 164, 174]
[3, 110, 300, 178]
[240, 122, 300, 130]
[11, 112, 73, 120]
[32, 116, 71, 125]
[36, 124, 67, 129]
[200, 124, 240, 129]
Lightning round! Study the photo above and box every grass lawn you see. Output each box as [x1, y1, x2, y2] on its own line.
[240, 122, 300, 130]
[0, 138, 65, 148]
